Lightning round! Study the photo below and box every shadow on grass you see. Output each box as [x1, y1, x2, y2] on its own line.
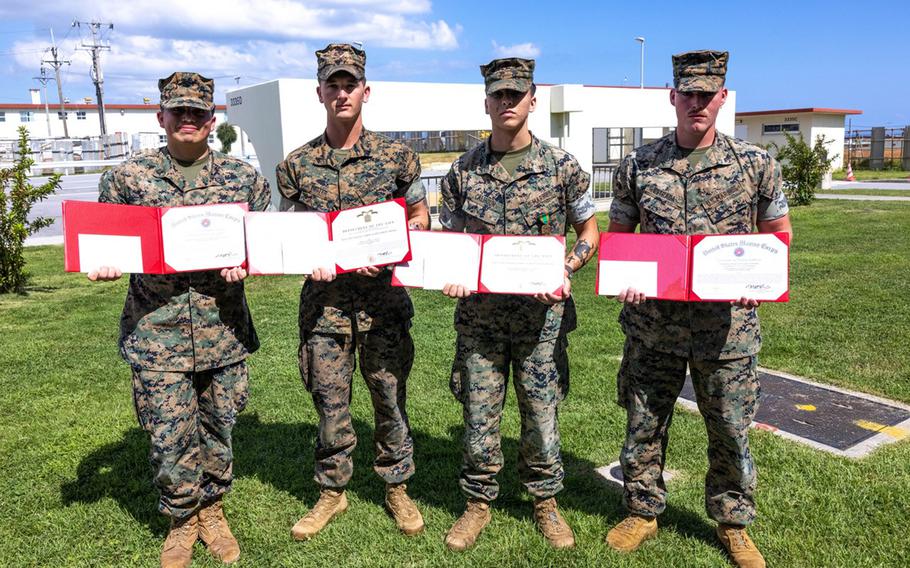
[60, 410, 714, 545]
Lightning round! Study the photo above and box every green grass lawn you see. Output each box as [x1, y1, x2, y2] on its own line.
[832, 169, 910, 181]
[821, 189, 910, 197]
[1, 204, 909, 567]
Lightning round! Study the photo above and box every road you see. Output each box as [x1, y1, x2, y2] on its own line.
[25, 173, 102, 245]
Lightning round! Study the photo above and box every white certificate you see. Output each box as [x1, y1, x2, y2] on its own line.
[598, 260, 658, 297]
[393, 231, 481, 290]
[245, 212, 333, 275]
[77, 234, 144, 274]
[690, 233, 789, 301]
[479, 235, 565, 295]
[331, 199, 410, 272]
[160, 203, 247, 272]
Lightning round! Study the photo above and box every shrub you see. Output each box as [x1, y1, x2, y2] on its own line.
[773, 133, 835, 207]
[0, 127, 60, 293]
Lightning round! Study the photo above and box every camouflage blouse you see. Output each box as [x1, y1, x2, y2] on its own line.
[276, 129, 426, 335]
[609, 131, 789, 360]
[98, 148, 270, 371]
[440, 135, 594, 342]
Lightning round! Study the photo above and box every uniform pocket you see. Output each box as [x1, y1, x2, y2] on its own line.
[130, 368, 152, 432]
[231, 364, 250, 415]
[462, 195, 502, 227]
[449, 339, 467, 403]
[298, 339, 313, 392]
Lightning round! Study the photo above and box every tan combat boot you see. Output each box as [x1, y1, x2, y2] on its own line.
[716, 524, 766, 568]
[160, 514, 198, 568]
[385, 483, 425, 535]
[197, 497, 240, 564]
[605, 514, 658, 552]
[291, 488, 348, 540]
[533, 497, 575, 549]
[445, 499, 492, 551]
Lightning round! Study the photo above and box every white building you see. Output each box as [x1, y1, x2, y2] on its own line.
[226, 79, 737, 206]
[735, 108, 861, 169]
[0, 101, 249, 157]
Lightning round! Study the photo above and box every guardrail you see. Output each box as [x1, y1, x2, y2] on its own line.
[0, 158, 126, 176]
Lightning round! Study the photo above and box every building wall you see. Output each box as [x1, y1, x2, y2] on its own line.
[226, 79, 737, 207]
[735, 112, 849, 169]
[808, 114, 848, 169]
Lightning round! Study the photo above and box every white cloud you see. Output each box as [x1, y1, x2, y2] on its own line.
[1, 0, 459, 49]
[491, 40, 540, 59]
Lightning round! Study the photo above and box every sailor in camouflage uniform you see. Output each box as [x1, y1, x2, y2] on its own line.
[604, 51, 792, 568]
[275, 43, 430, 540]
[89, 72, 269, 568]
[438, 58, 600, 551]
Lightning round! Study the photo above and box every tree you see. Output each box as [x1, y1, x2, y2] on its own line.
[773, 133, 835, 207]
[216, 122, 238, 154]
[0, 127, 60, 293]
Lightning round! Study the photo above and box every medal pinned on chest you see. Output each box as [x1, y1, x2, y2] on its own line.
[538, 213, 552, 235]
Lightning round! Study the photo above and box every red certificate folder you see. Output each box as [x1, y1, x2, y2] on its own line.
[597, 233, 690, 300]
[326, 197, 413, 274]
[63, 200, 248, 274]
[597, 232, 790, 302]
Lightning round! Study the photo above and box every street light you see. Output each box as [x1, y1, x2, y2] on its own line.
[635, 37, 645, 89]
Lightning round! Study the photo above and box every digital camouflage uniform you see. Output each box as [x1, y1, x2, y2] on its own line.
[100, 86, 270, 518]
[440, 126, 595, 502]
[277, 124, 426, 489]
[609, 50, 790, 526]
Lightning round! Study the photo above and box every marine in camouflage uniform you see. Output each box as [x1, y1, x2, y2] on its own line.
[439, 58, 600, 551]
[91, 72, 269, 567]
[276, 43, 429, 539]
[605, 51, 792, 567]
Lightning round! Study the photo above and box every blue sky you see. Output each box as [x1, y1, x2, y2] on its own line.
[0, 0, 907, 127]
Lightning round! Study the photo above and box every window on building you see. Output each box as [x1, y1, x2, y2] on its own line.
[20, 111, 33, 123]
[76, 111, 87, 120]
[57, 111, 68, 119]
[0, 112, 5, 123]
[158, 135, 167, 144]
[762, 123, 800, 135]
[208, 134, 215, 144]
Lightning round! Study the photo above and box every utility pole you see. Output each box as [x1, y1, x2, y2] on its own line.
[32, 67, 53, 137]
[42, 28, 71, 138]
[74, 20, 113, 137]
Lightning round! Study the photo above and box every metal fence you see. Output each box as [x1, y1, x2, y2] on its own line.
[423, 164, 615, 219]
[845, 126, 910, 170]
[592, 164, 616, 199]
[379, 130, 489, 154]
[0, 132, 131, 173]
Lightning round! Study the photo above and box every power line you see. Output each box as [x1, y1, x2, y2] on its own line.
[43, 28, 71, 138]
[73, 20, 113, 137]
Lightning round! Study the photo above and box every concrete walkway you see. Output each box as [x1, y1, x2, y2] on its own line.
[817, 193, 910, 201]
[831, 180, 910, 190]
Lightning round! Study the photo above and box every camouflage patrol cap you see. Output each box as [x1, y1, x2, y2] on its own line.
[316, 43, 366, 81]
[158, 72, 214, 110]
[672, 50, 729, 92]
[480, 58, 535, 95]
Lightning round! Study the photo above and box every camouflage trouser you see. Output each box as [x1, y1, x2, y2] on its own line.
[131, 361, 249, 520]
[450, 334, 569, 502]
[299, 327, 415, 488]
[616, 338, 760, 526]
